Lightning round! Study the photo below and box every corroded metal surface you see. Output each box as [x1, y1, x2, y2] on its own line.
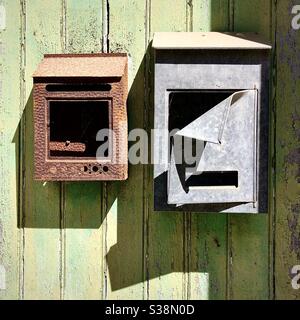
[33, 54, 128, 181]
[49, 141, 86, 152]
[33, 53, 127, 78]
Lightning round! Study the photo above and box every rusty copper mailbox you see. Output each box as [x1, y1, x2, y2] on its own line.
[33, 53, 128, 181]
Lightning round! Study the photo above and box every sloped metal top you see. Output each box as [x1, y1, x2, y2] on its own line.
[33, 53, 127, 78]
[152, 32, 272, 50]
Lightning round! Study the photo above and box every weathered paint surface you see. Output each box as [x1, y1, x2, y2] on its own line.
[275, 0, 300, 300]
[0, 0, 21, 300]
[106, 0, 146, 300]
[63, 0, 103, 300]
[227, 0, 272, 300]
[0, 0, 299, 300]
[23, 0, 62, 300]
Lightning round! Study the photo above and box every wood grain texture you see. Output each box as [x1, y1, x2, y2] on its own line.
[62, 0, 103, 299]
[228, 0, 272, 300]
[65, 0, 102, 54]
[105, 0, 146, 299]
[233, 0, 271, 34]
[189, 0, 229, 301]
[63, 0, 104, 300]
[147, 0, 187, 300]
[0, 0, 299, 300]
[275, 0, 300, 300]
[193, 0, 230, 31]
[23, 0, 62, 300]
[0, 0, 21, 299]
[64, 182, 103, 300]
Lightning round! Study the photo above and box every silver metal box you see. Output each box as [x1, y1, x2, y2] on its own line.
[152, 32, 272, 213]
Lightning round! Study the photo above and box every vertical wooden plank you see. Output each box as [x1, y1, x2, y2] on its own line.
[147, 212, 185, 300]
[233, 0, 271, 33]
[63, 0, 104, 300]
[275, 0, 300, 300]
[189, 0, 229, 301]
[228, 0, 272, 300]
[189, 214, 227, 300]
[193, 0, 229, 31]
[151, 0, 187, 32]
[228, 216, 270, 300]
[0, 0, 21, 299]
[65, 0, 102, 54]
[147, 0, 187, 300]
[64, 182, 103, 300]
[23, 0, 62, 300]
[104, 0, 146, 300]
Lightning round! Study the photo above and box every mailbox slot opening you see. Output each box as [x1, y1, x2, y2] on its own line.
[168, 90, 237, 131]
[46, 83, 112, 92]
[186, 171, 239, 188]
[48, 100, 110, 159]
[168, 90, 240, 191]
[168, 90, 238, 168]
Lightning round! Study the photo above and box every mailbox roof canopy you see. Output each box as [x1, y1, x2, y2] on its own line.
[152, 32, 272, 50]
[33, 53, 127, 78]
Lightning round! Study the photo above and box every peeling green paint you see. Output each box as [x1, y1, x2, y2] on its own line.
[0, 0, 299, 300]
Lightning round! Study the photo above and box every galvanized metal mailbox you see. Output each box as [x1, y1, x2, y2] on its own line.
[152, 32, 272, 213]
[33, 53, 128, 181]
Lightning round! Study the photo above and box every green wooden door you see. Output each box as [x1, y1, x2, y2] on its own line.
[0, 0, 299, 300]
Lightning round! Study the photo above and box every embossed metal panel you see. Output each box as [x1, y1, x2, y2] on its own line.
[33, 54, 128, 181]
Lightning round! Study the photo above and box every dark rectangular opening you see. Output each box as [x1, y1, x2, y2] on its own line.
[49, 100, 109, 158]
[168, 90, 239, 168]
[186, 171, 238, 188]
[46, 83, 111, 92]
[168, 90, 238, 131]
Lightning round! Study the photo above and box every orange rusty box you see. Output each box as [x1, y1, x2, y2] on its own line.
[33, 53, 128, 181]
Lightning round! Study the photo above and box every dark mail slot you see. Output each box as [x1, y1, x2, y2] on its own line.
[186, 171, 239, 188]
[169, 90, 236, 131]
[46, 84, 112, 92]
